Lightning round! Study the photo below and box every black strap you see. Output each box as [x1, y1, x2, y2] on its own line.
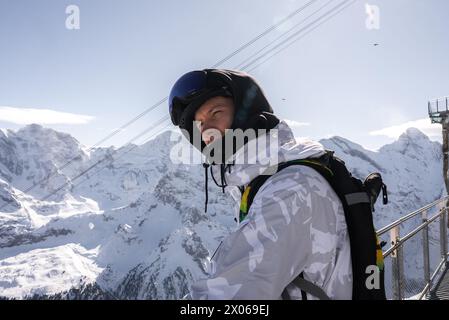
[203, 163, 209, 213]
[291, 273, 330, 300]
[382, 183, 388, 204]
[242, 151, 387, 300]
[240, 156, 332, 223]
[299, 273, 308, 300]
[281, 272, 330, 300]
[243, 157, 335, 300]
[281, 289, 291, 300]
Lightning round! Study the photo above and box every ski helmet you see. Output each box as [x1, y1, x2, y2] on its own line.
[168, 69, 279, 154]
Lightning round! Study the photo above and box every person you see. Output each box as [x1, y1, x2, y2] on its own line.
[168, 68, 352, 300]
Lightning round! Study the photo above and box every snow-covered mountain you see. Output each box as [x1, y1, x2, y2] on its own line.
[321, 129, 445, 298]
[0, 124, 445, 299]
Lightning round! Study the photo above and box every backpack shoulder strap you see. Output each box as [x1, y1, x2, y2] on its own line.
[239, 150, 387, 300]
[281, 272, 331, 300]
[239, 155, 335, 300]
[239, 155, 332, 223]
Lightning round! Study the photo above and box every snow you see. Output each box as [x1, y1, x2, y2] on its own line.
[0, 243, 102, 298]
[0, 124, 445, 299]
[0, 128, 9, 138]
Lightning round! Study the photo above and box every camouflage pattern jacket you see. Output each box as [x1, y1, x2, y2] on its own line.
[191, 121, 353, 300]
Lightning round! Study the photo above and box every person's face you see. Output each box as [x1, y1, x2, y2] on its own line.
[194, 96, 235, 145]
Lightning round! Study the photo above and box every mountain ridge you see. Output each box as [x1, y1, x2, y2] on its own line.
[0, 123, 445, 299]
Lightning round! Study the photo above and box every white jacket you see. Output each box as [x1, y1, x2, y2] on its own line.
[190, 120, 353, 300]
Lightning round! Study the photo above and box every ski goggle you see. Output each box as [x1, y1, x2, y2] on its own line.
[169, 70, 208, 126]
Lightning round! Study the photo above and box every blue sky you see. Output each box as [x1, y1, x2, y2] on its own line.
[1, 0, 448, 151]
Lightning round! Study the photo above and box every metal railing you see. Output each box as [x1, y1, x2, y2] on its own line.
[377, 196, 449, 300]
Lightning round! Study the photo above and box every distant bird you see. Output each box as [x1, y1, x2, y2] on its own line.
[282, 98, 286, 101]
[373, 43, 379, 46]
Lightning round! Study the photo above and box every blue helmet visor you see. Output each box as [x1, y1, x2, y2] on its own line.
[169, 71, 208, 125]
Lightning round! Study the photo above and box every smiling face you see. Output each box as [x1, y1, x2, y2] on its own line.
[194, 96, 235, 145]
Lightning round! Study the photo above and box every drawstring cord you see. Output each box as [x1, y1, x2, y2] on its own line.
[220, 164, 225, 194]
[203, 162, 234, 213]
[210, 165, 222, 188]
[210, 164, 230, 190]
[203, 163, 209, 213]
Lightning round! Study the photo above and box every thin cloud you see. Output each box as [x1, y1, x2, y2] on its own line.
[284, 119, 310, 128]
[0, 106, 94, 125]
[369, 118, 441, 139]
